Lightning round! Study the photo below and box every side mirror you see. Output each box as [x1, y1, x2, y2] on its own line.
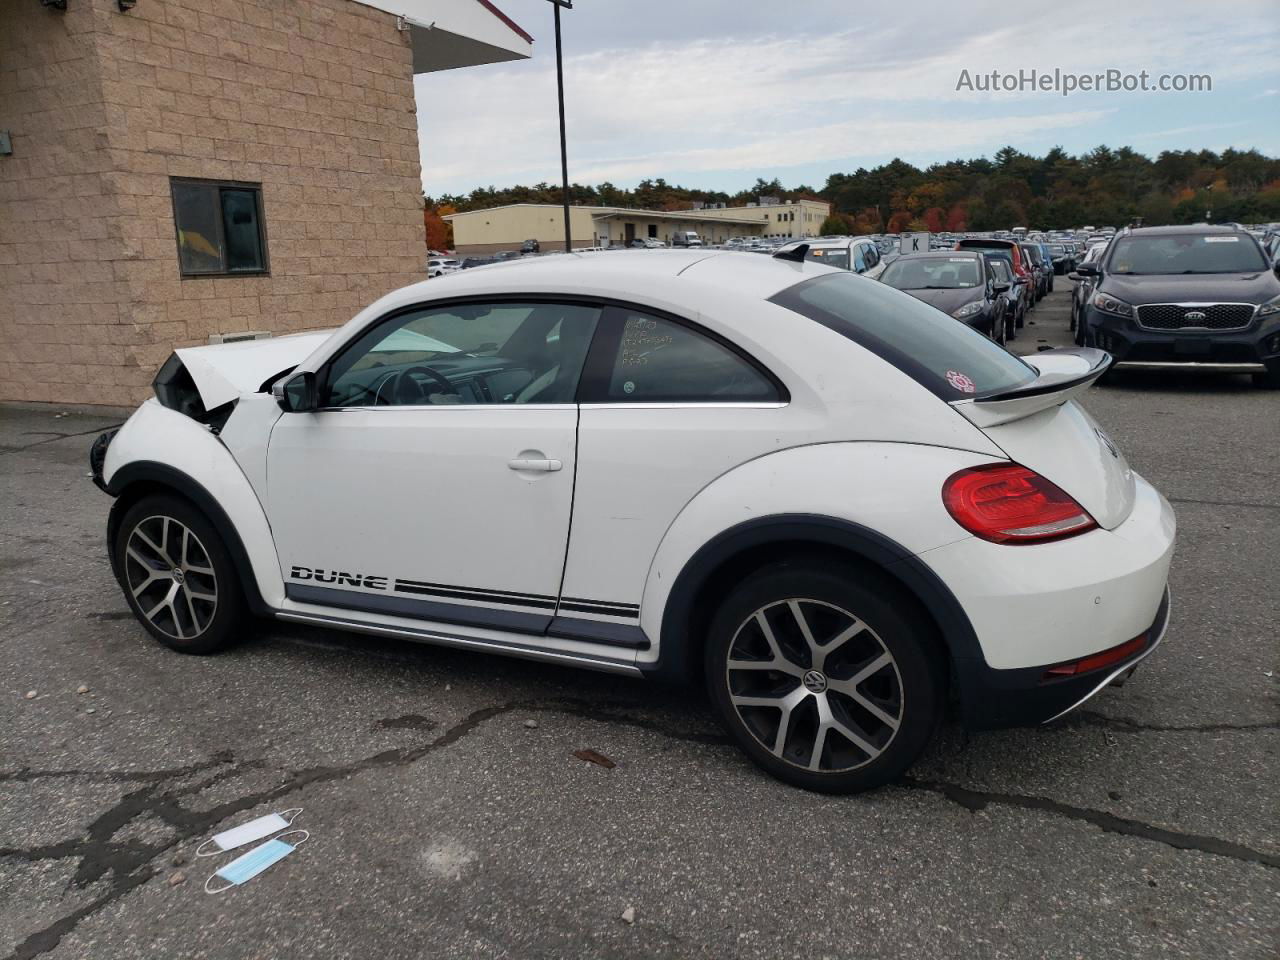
[993, 281, 1010, 294]
[1074, 262, 1100, 277]
[273, 371, 317, 412]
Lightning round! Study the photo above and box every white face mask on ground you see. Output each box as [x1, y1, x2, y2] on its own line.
[204, 830, 310, 894]
[196, 808, 303, 857]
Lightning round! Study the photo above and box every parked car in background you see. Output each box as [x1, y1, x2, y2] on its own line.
[955, 238, 1034, 324]
[1073, 224, 1280, 387]
[427, 257, 460, 278]
[520, 239, 541, 254]
[1047, 242, 1075, 275]
[1070, 240, 1111, 337]
[94, 249, 1175, 794]
[778, 237, 886, 280]
[1021, 243, 1050, 298]
[672, 231, 703, 248]
[984, 256, 1023, 341]
[878, 251, 1010, 344]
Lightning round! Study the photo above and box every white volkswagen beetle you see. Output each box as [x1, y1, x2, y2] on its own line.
[93, 248, 1175, 793]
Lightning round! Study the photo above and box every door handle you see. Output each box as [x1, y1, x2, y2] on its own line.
[508, 457, 562, 472]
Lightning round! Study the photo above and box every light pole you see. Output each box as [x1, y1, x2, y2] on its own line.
[548, 1, 573, 252]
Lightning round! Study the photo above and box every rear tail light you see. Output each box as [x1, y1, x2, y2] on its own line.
[942, 463, 1097, 544]
[1042, 632, 1148, 681]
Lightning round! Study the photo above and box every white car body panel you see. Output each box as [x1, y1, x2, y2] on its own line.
[265, 404, 578, 606]
[103, 400, 287, 608]
[976, 400, 1137, 530]
[635, 442, 1005, 662]
[217, 393, 284, 502]
[920, 473, 1174, 669]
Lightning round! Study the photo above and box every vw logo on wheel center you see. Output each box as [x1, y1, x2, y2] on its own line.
[802, 669, 828, 694]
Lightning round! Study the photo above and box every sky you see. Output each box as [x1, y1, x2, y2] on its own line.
[414, 0, 1280, 197]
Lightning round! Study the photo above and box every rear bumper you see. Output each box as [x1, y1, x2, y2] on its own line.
[954, 586, 1170, 728]
[918, 473, 1176, 728]
[1084, 307, 1280, 372]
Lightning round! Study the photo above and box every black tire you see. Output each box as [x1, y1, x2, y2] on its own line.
[1016, 301, 1025, 328]
[112, 494, 248, 655]
[704, 560, 943, 794]
[1252, 368, 1280, 389]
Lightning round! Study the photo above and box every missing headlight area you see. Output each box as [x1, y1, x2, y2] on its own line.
[152, 354, 234, 431]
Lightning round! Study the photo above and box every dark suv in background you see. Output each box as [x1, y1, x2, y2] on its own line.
[1074, 225, 1280, 388]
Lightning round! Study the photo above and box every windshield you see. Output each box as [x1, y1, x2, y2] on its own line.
[1049, 244, 1065, 254]
[881, 257, 981, 290]
[805, 248, 851, 270]
[1105, 233, 1269, 274]
[770, 273, 1036, 401]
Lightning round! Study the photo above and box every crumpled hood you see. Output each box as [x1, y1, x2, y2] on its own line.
[175, 331, 335, 409]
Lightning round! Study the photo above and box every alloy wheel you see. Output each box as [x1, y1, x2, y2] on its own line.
[725, 598, 903, 772]
[123, 515, 218, 640]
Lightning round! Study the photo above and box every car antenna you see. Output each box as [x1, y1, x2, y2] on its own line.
[772, 243, 809, 262]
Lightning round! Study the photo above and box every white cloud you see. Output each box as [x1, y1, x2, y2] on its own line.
[415, 0, 1279, 193]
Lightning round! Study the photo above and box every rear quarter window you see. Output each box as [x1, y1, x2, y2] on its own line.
[769, 273, 1037, 400]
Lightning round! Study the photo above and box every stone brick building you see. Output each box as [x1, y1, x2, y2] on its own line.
[0, 0, 530, 407]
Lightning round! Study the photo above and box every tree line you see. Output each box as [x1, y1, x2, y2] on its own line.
[423, 146, 1280, 247]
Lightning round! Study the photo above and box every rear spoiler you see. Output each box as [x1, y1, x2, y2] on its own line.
[951, 347, 1112, 427]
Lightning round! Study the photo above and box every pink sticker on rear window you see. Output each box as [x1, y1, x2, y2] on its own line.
[945, 370, 976, 393]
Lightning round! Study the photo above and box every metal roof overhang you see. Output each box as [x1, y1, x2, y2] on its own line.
[357, 0, 532, 73]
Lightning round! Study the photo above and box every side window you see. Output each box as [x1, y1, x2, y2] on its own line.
[325, 302, 599, 407]
[597, 310, 780, 403]
[852, 244, 868, 273]
[863, 243, 879, 269]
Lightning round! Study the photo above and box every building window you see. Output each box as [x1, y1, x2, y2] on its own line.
[170, 178, 268, 277]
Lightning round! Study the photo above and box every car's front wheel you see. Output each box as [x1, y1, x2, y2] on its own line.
[113, 494, 247, 655]
[704, 561, 943, 793]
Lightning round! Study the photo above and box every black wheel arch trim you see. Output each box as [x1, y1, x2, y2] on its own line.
[649, 514, 988, 697]
[105, 461, 272, 616]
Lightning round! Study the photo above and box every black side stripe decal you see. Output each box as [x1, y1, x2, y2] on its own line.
[389, 580, 639, 619]
[557, 600, 641, 619]
[396, 578, 556, 605]
[395, 581, 557, 610]
[561, 596, 640, 610]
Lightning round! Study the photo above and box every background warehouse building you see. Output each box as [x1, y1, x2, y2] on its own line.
[445, 197, 831, 253]
[0, 0, 530, 408]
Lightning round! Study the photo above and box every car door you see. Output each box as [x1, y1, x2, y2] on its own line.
[561, 305, 790, 633]
[266, 299, 600, 633]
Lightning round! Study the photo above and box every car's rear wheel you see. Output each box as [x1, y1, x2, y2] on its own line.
[113, 494, 247, 655]
[704, 561, 942, 793]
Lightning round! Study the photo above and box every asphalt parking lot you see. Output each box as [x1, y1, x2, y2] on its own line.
[1, 285, 1276, 960]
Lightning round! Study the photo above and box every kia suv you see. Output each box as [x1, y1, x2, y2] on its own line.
[1074, 225, 1280, 387]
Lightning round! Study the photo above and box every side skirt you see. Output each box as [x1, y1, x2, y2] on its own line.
[274, 610, 644, 677]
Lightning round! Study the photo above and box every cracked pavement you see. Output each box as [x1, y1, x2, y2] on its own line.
[1, 289, 1277, 959]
